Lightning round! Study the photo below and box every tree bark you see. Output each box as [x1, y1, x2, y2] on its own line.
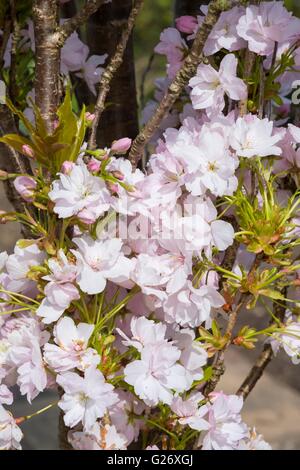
[84, 0, 139, 147]
[33, 0, 60, 133]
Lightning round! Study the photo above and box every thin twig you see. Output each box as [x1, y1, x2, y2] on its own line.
[204, 254, 261, 396]
[88, 0, 144, 150]
[54, 0, 106, 47]
[140, 52, 155, 109]
[238, 49, 256, 116]
[236, 344, 273, 399]
[128, 0, 236, 167]
[258, 62, 265, 119]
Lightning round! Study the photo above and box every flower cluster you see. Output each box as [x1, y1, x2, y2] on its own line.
[2, 0, 300, 451]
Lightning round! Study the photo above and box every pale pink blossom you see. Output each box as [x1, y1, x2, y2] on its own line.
[0, 405, 23, 450]
[58, 367, 118, 430]
[173, 328, 208, 381]
[204, 6, 246, 56]
[237, 2, 300, 56]
[189, 54, 247, 114]
[0, 384, 13, 405]
[195, 392, 248, 450]
[37, 250, 80, 324]
[124, 342, 192, 406]
[117, 316, 167, 352]
[75, 54, 107, 95]
[68, 423, 127, 450]
[6, 243, 45, 295]
[163, 280, 224, 328]
[44, 317, 99, 372]
[49, 162, 110, 220]
[155, 28, 187, 79]
[72, 235, 133, 295]
[230, 115, 284, 158]
[110, 390, 145, 444]
[269, 319, 300, 364]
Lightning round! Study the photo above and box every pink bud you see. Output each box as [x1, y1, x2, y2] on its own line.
[111, 137, 132, 154]
[61, 161, 75, 175]
[13, 176, 37, 202]
[175, 15, 198, 34]
[87, 158, 101, 173]
[111, 170, 124, 181]
[22, 144, 35, 158]
[77, 209, 96, 225]
[85, 112, 95, 122]
[106, 181, 119, 194]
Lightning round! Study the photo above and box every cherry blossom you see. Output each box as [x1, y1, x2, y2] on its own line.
[37, 250, 80, 323]
[49, 162, 110, 221]
[237, 2, 300, 56]
[230, 114, 284, 158]
[163, 280, 224, 328]
[5, 243, 45, 295]
[72, 235, 133, 295]
[194, 393, 248, 450]
[0, 405, 23, 450]
[68, 423, 127, 450]
[189, 54, 247, 114]
[57, 366, 118, 430]
[124, 342, 192, 406]
[204, 6, 246, 56]
[44, 317, 99, 372]
[155, 28, 187, 79]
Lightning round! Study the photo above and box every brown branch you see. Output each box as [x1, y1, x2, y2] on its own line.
[88, 0, 144, 150]
[32, 0, 60, 133]
[236, 344, 273, 399]
[54, 0, 106, 46]
[128, 0, 238, 167]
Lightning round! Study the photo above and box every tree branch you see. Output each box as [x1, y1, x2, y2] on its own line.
[33, 0, 60, 133]
[128, 0, 239, 167]
[236, 344, 273, 399]
[88, 0, 144, 150]
[54, 0, 107, 46]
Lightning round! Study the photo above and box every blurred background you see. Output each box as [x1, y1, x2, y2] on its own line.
[2, 0, 300, 449]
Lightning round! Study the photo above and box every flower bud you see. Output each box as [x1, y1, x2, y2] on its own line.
[13, 176, 37, 202]
[61, 161, 75, 175]
[111, 137, 132, 154]
[85, 112, 95, 122]
[0, 170, 8, 180]
[111, 170, 125, 181]
[87, 158, 101, 173]
[175, 15, 198, 34]
[106, 181, 119, 194]
[22, 144, 35, 158]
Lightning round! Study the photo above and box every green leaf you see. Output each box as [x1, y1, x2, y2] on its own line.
[259, 289, 285, 300]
